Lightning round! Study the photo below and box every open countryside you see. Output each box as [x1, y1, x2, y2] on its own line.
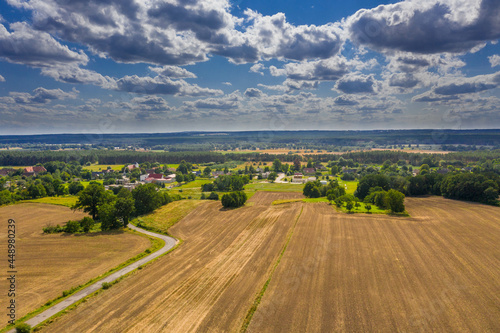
[1, 0, 500, 330]
[1, 142, 500, 332]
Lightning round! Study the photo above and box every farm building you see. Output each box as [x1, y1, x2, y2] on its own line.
[303, 168, 316, 175]
[22, 166, 47, 177]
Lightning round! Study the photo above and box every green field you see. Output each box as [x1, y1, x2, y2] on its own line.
[82, 164, 124, 172]
[133, 200, 206, 235]
[22, 196, 78, 207]
[336, 201, 386, 214]
[81, 180, 104, 187]
[335, 178, 358, 195]
[166, 179, 212, 199]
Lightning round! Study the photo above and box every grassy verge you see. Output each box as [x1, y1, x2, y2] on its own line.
[240, 206, 304, 332]
[1, 229, 164, 333]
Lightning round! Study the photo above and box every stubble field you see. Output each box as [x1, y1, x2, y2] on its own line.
[37, 195, 500, 332]
[0, 203, 150, 323]
[248, 197, 500, 332]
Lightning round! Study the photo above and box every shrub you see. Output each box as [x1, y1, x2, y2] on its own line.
[43, 223, 64, 234]
[79, 217, 95, 233]
[65, 220, 81, 233]
[208, 192, 219, 200]
[16, 323, 31, 333]
[102, 282, 112, 290]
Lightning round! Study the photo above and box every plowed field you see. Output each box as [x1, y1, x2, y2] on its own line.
[0, 203, 150, 322]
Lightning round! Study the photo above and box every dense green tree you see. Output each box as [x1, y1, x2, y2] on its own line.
[385, 189, 405, 213]
[132, 183, 171, 215]
[208, 192, 219, 200]
[27, 183, 47, 199]
[345, 201, 354, 212]
[73, 183, 107, 220]
[99, 203, 122, 230]
[268, 172, 277, 182]
[221, 191, 247, 208]
[306, 158, 314, 168]
[354, 174, 390, 200]
[177, 160, 193, 174]
[408, 176, 428, 196]
[68, 181, 85, 195]
[0, 190, 13, 205]
[293, 158, 301, 171]
[175, 173, 184, 183]
[203, 166, 212, 177]
[114, 197, 135, 227]
[273, 159, 282, 172]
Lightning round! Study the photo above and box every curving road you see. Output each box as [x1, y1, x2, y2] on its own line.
[7, 225, 177, 332]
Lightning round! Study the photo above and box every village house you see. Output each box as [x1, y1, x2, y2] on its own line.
[126, 162, 140, 171]
[303, 168, 316, 175]
[22, 166, 47, 177]
[212, 171, 225, 178]
[436, 168, 450, 175]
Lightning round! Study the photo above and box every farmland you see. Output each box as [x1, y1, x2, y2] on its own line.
[38, 194, 499, 332]
[39, 192, 305, 332]
[248, 197, 500, 332]
[0, 204, 151, 323]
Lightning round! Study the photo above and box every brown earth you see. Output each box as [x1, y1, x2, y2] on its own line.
[248, 197, 500, 332]
[41, 192, 304, 332]
[0, 203, 150, 323]
[37, 195, 499, 332]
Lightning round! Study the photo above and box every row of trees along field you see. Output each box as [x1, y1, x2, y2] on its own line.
[43, 182, 179, 234]
[302, 179, 407, 213]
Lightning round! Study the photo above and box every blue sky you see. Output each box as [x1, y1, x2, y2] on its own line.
[0, 0, 499, 134]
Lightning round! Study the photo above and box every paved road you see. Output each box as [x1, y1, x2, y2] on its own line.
[274, 173, 286, 183]
[8, 225, 177, 332]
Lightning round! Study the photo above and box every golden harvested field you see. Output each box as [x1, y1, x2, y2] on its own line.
[248, 197, 500, 332]
[39, 195, 499, 332]
[41, 192, 305, 332]
[0, 204, 150, 322]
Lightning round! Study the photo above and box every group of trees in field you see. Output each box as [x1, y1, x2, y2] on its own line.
[201, 174, 250, 192]
[303, 180, 346, 199]
[65, 182, 178, 233]
[221, 191, 247, 208]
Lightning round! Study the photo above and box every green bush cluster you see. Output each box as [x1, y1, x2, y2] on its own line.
[221, 191, 247, 208]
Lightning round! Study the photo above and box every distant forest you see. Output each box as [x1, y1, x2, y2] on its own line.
[1, 148, 499, 167]
[1, 129, 499, 151]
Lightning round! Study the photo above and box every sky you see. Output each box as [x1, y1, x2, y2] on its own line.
[0, 0, 499, 135]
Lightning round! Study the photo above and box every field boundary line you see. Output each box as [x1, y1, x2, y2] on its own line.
[240, 205, 304, 332]
[3, 225, 178, 333]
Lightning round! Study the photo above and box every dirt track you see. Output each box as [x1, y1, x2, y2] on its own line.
[0, 204, 150, 323]
[248, 197, 500, 332]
